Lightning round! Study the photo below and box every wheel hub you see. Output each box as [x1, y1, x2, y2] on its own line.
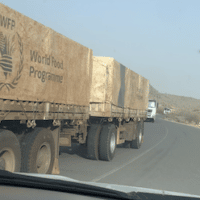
[36, 142, 51, 174]
[110, 132, 116, 154]
[138, 131, 142, 144]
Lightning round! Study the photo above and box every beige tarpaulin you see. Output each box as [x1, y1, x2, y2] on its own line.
[0, 4, 93, 106]
[90, 56, 149, 110]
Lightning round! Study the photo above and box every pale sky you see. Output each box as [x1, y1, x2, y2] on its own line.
[2, 0, 200, 99]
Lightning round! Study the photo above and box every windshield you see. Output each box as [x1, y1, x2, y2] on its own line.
[148, 101, 156, 108]
[1, 0, 200, 198]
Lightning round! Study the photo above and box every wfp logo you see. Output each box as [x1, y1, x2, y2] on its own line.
[0, 32, 13, 79]
[0, 32, 23, 90]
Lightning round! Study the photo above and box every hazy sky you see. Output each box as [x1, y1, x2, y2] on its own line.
[2, 0, 200, 99]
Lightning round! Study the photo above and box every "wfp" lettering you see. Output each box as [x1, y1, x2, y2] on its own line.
[0, 14, 15, 30]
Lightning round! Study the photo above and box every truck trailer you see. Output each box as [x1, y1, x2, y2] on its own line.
[87, 57, 149, 161]
[0, 4, 149, 174]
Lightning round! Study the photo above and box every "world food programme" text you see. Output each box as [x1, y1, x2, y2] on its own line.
[29, 50, 63, 83]
[30, 50, 63, 69]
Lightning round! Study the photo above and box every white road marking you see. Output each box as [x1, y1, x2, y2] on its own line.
[91, 126, 169, 182]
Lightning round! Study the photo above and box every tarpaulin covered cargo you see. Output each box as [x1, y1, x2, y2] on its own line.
[0, 4, 93, 106]
[90, 57, 149, 112]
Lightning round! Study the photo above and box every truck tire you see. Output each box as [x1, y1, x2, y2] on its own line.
[0, 129, 21, 172]
[124, 120, 144, 148]
[87, 124, 102, 160]
[21, 128, 55, 174]
[130, 122, 142, 149]
[99, 124, 117, 161]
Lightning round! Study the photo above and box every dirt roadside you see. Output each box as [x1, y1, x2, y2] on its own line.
[162, 116, 200, 129]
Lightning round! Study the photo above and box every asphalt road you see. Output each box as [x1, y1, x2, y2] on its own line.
[59, 115, 200, 196]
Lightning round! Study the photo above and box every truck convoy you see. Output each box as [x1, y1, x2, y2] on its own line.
[0, 4, 149, 174]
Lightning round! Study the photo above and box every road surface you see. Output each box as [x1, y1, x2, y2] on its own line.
[59, 115, 200, 196]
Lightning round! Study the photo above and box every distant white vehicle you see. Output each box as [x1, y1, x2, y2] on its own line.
[146, 100, 157, 122]
[163, 108, 171, 114]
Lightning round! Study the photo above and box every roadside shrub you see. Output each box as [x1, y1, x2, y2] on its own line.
[165, 109, 200, 125]
[157, 106, 164, 114]
[164, 112, 179, 121]
[184, 112, 200, 125]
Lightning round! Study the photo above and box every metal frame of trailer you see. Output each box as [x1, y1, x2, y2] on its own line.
[0, 98, 147, 174]
[0, 99, 89, 174]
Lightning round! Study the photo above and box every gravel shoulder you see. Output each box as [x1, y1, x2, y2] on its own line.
[162, 116, 200, 129]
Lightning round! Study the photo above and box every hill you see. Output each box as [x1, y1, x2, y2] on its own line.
[149, 85, 200, 126]
[149, 85, 200, 110]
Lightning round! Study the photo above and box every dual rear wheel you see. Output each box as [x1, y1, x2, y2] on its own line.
[87, 121, 144, 161]
[0, 128, 55, 174]
[21, 128, 55, 174]
[124, 121, 144, 149]
[87, 124, 117, 161]
[130, 121, 143, 149]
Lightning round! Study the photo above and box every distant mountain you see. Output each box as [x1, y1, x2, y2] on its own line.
[149, 85, 200, 111]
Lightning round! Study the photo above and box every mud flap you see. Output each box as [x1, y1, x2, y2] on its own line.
[51, 127, 60, 175]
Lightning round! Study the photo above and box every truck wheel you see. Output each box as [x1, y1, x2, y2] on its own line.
[130, 122, 142, 149]
[99, 124, 117, 161]
[87, 124, 102, 160]
[0, 129, 21, 172]
[21, 128, 55, 174]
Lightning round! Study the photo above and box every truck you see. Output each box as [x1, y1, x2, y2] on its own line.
[0, 4, 149, 174]
[146, 100, 158, 122]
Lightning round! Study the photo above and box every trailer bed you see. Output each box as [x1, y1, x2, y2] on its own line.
[0, 99, 89, 121]
[89, 102, 146, 118]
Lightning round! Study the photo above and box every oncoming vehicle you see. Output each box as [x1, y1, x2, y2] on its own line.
[163, 108, 172, 114]
[146, 100, 157, 122]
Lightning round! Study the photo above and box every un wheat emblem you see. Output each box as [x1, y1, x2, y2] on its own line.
[0, 32, 23, 90]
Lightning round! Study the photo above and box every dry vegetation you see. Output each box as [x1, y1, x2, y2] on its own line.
[149, 85, 200, 127]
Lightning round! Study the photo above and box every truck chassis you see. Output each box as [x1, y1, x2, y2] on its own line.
[0, 99, 146, 174]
